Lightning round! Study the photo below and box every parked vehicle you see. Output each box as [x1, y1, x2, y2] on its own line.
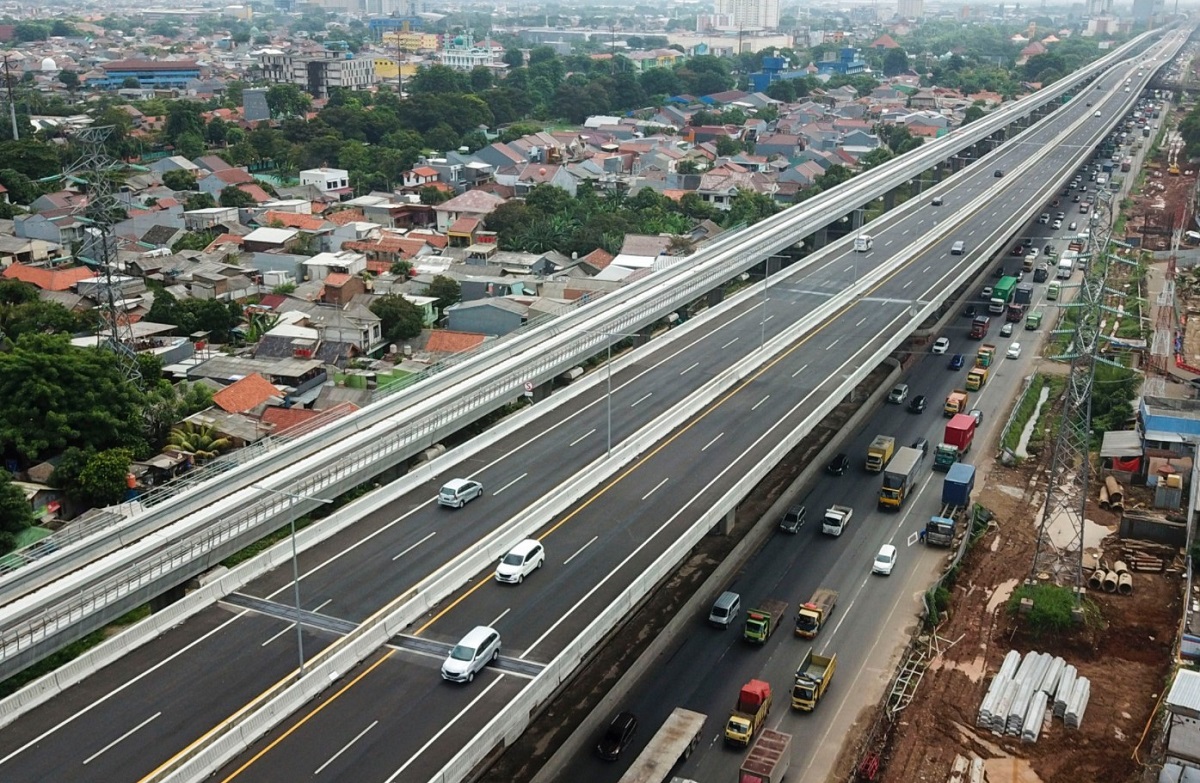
[739, 729, 791, 783]
[792, 649, 837, 711]
[822, 505, 853, 536]
[865, 435, 895, 473]
[725, 680, 772, 746]
[879, 446, 924, 510]
[794, 588, 838, 638]
[943, 462, 976, 507]
[744, 599, 788, 644]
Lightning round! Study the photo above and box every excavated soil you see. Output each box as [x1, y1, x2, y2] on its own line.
[872, 460, 1181, 783]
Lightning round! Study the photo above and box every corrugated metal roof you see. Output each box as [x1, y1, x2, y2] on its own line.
[1167, 669, 1200, 716]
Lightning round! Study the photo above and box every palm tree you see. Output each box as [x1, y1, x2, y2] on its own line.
[168, 422, 232, 461]
[667, 234, 697, 256]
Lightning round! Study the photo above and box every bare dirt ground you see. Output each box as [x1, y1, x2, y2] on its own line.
[871, 457, 1182, 783]
[479, 363, 896, 782]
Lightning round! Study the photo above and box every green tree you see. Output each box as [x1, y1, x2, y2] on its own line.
[390, 260, 413, 277]
[167, 422, 230, 461]
[184, 192, 217, 210]
[174, 131, 205, 160]
[219, 185, 256, 208]
[766, 79, 797, 103]
[161, 169, 196, 192]
[418, 186, 450, 205]
[0, 295, 81, 340]
[0, 334, 148, 463]
[424, 276, 461, 314]
[122, 76, 141, 89]
[715, 136, 742, 156]
[0, 141, 62, 180]
[76, 448, 134, 507]
[0, 469, 35, 552]
[962, 104, 986, 126]
[858, 147, 894, 170]
[266, 84, 312, 118]
[0, 168, 38, 205]
[503, 48, 524, 69]
[370, 294, 425, 343]
[165, 101, 205, 144]
[882, 48, 909, 77]
[57, 70, 80, 93]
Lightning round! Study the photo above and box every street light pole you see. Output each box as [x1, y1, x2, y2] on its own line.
[607, 340, 612, 457]
[251, 484, 333, 679]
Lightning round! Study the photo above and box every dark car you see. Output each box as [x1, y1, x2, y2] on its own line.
[1072, 194, 1081, 202]
[949, 353, 966, 370]
[907, 395, 927, 414]
[912, 437, 930, 456]
[1044, 244, 1054, 256]
[779, 504, 806, 533]
[826, 453, 850, 475]
[1011, 245, 1024, 256]
[1022, 237, 1033, 247]
[993, 267, 1005, 278]
[1051, 199, 1061, 207]
[993, 169, 1004, 177]
[597, 712, 638, 761]
[963, 304, 977, 318]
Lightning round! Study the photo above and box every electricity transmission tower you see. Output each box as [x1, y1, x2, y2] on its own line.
[66, 125, 142, 385]
[1029, 193, 1132, 593]
[1146, 207, 1182, 397]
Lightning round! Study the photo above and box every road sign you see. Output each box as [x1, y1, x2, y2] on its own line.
[524, 381, 534, 398]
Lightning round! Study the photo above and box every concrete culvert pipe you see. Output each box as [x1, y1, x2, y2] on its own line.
[1103, 570, 1119, 592]
[1088, 570, 1106, 590]
[1118, 572, 1133, 595]
[1113, 560, 1129, 576]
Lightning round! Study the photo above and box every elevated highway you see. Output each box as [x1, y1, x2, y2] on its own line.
[0, 30, 1162, 678]
[0, 31, 1182, 783]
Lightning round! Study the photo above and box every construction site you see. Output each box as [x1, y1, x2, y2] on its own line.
[853, 83, 1200, 783]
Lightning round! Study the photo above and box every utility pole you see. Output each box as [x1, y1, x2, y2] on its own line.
[2, 53, 18, 140]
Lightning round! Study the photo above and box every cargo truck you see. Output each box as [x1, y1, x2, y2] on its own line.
[725, 679, 772, 746]
[794, 588, 838, 638]
[1047, 280, 1061, 300]
[965, 365, 988, 391]
[792, 649, 837, 711]
[738, 729, 791, 783]
[942, 462, 976, 507]
[853, 234, 873, 252]
[924, 515, 957, 547]
[976, 344, 996, 368]
[1005, 303, 1025, 323]
[989, 276, 1018, 314]
[1025, 310, 1043, 330]
[616, 708, 706, 783]
[1056, 257, 1074, 279]
[934, 414, 975, 471]
[865, 435, 895, 472]
[744, 599, 788, 643]
[943, 389, 969, 417]
[969, 315, 990, 339]
[822, 504, 852, 536]
[1014, 283, 1034, 306]
[878, 446, 924, 510]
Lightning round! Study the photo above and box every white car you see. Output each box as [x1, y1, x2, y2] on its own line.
[932, 337, 950, 354]
[1052, 220, 1063, 229]
[1007, 342, 1022, 359]
[441, 626, 501, 683]
[873, 544, 897, 576]
[495, 539, 545, 584]
[438, 478, 484, 508]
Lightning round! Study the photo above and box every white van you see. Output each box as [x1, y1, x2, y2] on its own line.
[441, 626, 501, 683]
[709, 591, 742, 628]
[951, 240, 965, 255]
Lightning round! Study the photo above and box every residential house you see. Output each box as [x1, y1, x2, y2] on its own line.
[243, 227, 299, 253]
[185, 207, 241, 231]
[149, 156, 201, 178]
[433, 190, 506, 234]
[197, 167, 257, 197]
[31, 190, 87, 213]
[756, 133, 803, 160]
[302, 250, 367, 280]
[402, 166, 440, 190]
[1, 262, 94, 291]
[299, 167, 352, 200]
[0, 236, 56, 267]
[696, 169, 778, 210]
[445, 297, 526, 336]
[192, 155, 234, 174]
[213, 374, 285, 415]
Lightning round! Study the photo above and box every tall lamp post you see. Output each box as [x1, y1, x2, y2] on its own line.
[760, 254, 786, 351]
[251, 484, 333, 679]
[574, 327, 641, 458]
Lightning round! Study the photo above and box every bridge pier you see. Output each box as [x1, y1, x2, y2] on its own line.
[813, 226, 829, 248]
[150, 583, 186, 613]
[711, 506, 736, 536]
[707, 288, 725, 308]
[883, 188, 898, 211]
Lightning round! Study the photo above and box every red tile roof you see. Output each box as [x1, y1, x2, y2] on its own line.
[1, 263, 94, 291]
[260, 406, 323, 434]
[581, 248, 614, 270]
[208, 168, 255, 185]
[261, 210, 328, 232]
[447, 216, 480, 235]
[325, 272, 352, 287]
[326, 209, 365, 226]
[212, 373, 282, 414]
[425, 330, 487, 353]
[258, 293, 287, 309]
[238, 184, 272, 203]
[411, 166, 439, 177]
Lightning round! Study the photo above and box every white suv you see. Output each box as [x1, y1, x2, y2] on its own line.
[495, 539, 545, 584]
[931, 337, 950, 355]
[441, 626, 501, 683]
[438, 478, 483, 508]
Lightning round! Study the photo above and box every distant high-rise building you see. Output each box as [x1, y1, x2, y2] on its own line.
[1086, 0, 1112, 14]
[898, 0, 924, 19]
[714, 0, 780, 31]
[1131, 0, 1163, 22]
[243, 87, 270, 122]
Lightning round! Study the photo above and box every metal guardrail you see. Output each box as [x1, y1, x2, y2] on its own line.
[0, 32, 1159, 650]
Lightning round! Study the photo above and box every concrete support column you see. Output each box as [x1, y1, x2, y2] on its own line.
[710, 506, 736, 536]
[707, 288, 725, 308]
[150, 583, 187, 613]
[849, 210, 864, 231]
[636, 325, 654, 346]
[813, 226, 829, 249]
[883, 189, 897, 211]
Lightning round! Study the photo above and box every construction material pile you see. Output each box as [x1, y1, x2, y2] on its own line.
[976, 650, 1091, 742]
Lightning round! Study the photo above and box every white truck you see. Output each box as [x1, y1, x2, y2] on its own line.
[853, 234, 873, 252]
[822, 505, 853, 536]
[1056, 254, 1075, 279]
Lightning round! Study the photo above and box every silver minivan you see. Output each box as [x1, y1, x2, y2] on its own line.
[951, 240, 965, 255]
[441, 626, 501, 683]
[708, 591, 741, 628]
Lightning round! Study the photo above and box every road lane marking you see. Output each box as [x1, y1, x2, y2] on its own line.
[825, 338, 839, 351]
[0, 610, 251, 769]
[492, 473, 527, 496]
[563, 536, 597, 566]
[313, 599, 332, 613]
[569, 429, 595, 447]
[903, 280, 913, 288]
[722, 337, 739, 349]
[680, 362, 699, 375]
[490, 608, 511, 627]
[391, 531, 436, 562]
[642, 478, 669, 500]
[923, 265, 931, 273]
[764, 314, 775, 322]
[212, 651, 396, 783]
[630, 393, 653, 407]
[83, 712, 161, 765]
[791, 363, 808, 378]
[261, 624, 294, 648]
[856, 317, 867, 327]
[752, 395, 770, 411]
[382, 676, 505, 782]
[701, 433, 724, 452]
[314, 720, 377, 777]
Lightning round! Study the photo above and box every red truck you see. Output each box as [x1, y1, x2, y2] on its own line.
[969, 315, 990, 339]
[934, 413, 976, 471]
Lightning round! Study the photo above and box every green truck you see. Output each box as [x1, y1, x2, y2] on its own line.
[988, 276, 1017, 314]
[744, 599, 788, 644]
[1025, 310, 1043, 330]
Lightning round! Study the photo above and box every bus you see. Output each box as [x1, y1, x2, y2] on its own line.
[616, 708, 706, 783]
